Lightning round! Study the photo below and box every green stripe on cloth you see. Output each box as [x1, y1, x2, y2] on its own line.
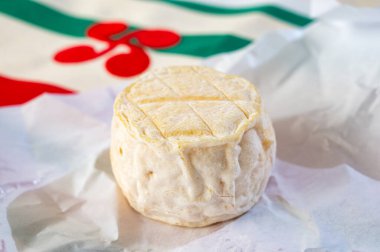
[159, 34, 251, 57]
[0, 0, 94, 37]
[0, 1, 252, 57]
[158, 0, 313, 27]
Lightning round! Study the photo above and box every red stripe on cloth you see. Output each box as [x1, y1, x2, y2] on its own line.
[0, 75, 75, 106]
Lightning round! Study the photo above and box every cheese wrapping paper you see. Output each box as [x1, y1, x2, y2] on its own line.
[1, 5, 380, 252]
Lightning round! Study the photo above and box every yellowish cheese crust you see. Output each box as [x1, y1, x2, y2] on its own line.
[114, 66, 262, 145]
[111, 66, 275, 227]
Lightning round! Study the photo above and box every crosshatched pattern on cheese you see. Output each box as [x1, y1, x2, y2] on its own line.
[116, 66, 261, 142]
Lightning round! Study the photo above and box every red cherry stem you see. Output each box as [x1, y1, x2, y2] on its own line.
[93, 43, 117, 57]
[85, 31, 146, 61]
[111, 30, 148, 47]
[109, 29, 132, 41]
[119, 33, 142, 46]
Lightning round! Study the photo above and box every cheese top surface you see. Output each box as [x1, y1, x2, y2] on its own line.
[115, 66, 261, 143]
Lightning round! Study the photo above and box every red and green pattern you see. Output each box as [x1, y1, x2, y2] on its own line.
[54, 22, 181, 77]
[0, 1, 313, 56]
[0, 0, 313, 106]
[0, 1, 253, 57]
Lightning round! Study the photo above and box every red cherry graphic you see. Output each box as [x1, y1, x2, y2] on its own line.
[54, 45, 100, 63]
[105, 47, 150, 77]
[133, 30, 181, 48]
[87, 22, 128, 41]
[54, 22, 181, 77]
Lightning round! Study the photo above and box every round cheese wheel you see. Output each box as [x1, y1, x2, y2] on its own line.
[110, 66, 276, 227]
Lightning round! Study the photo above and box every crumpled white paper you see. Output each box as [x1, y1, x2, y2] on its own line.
[1, 5, 380, 252]
[207, 5, 380, 180]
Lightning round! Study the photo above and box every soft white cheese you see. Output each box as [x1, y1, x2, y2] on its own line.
[110, 66, 276, 227]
